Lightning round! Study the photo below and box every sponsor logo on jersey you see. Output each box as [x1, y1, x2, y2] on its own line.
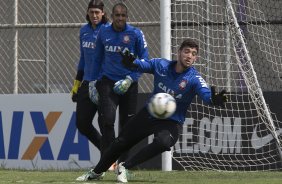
[82, 41, 95, 49]
[123, 35, 130, 44]
[105, 45, 129, 53]
[158, 82, 175, 96]
[158, 82, 182, 99]
[179, 80, 188, 90]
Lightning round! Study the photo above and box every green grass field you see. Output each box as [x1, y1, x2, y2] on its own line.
[0, 169, 282, 184]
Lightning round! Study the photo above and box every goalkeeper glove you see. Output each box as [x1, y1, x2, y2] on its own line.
[120, 50, 138, 70]
[113, 75, 133, 95]
[211, 86, 228, 108]
[70, 80, 82, 102]
[89, 80, 99, 105]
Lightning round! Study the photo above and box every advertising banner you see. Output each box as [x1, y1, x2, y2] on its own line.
[0, 93, 281, 170]
[0, 94, 102, 169]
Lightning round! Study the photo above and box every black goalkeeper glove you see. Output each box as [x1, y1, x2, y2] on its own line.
[120, 50, 138, 70]
[211, 86, 228, 108]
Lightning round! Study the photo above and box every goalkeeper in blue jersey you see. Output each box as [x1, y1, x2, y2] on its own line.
[70, 0, 110, 151]
[76, 39, 228, 182]
[92, 2, 149, 162]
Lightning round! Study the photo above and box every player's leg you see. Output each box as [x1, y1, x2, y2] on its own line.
[76, 107, 154, 182]
[93, 107, 152, 174]
[123, 120, 181, 169]
[118, 81, 138, 163]
[96, 76, 119, 155]
[119, 81, 138, 127]
[76, 81, 101, 150]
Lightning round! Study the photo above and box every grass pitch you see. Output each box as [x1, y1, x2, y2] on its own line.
[0, 169, 282, 184]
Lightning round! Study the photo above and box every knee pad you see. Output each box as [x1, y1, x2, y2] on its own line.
[153, 131, 172, 151]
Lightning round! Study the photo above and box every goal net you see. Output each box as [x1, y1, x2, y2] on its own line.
[171, 0, 282, 171]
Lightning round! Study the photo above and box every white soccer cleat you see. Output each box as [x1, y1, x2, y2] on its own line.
[116, 162, 128, 183]
[75, 169, 105, 181]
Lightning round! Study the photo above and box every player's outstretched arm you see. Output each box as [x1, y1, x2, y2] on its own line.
[211, 86, 228, 108]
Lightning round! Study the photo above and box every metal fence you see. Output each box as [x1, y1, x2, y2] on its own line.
[0, 0, 160, 94]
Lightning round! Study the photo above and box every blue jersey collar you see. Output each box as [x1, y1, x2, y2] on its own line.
[171, 61, 194, 75]
[111, 23, 128, 32]
[88, 21, 104, 30]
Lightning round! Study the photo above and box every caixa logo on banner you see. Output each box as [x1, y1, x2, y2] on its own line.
[174, 117, 282, 154]
[0, 111, 91, 160]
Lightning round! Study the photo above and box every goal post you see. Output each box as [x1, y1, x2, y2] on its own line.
[171, 0, 282, 171]
[160, 0, 172, 171]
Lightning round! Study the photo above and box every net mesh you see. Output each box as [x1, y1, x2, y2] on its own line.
[0, 0, 159, 94]
[171, 0, 282, 171]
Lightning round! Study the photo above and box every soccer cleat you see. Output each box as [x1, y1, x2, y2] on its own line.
[75, 169, 105, 181]
[116, 162, 128, 183]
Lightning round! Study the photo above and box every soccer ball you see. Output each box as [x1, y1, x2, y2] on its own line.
[147, 93, 176, 119]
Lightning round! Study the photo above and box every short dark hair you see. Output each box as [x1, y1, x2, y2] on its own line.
[112, 3, 128, 14]
[86, 0, 109, 24]
[179, 39, 199, 53]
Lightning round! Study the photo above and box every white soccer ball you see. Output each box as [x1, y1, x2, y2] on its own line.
[147, 93, 176, 119]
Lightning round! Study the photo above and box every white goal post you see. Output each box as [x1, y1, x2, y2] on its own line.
[160, 0, 173, 171]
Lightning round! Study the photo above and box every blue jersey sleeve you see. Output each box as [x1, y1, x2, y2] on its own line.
[134, 58, 160, 74]
[136, 30, 149, 59]
[77, 29, 85, 71]
[128, 29, 149, 81]
[193, 75, 213, 105]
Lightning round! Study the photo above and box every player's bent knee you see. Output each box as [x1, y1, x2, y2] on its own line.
[99, 114, 116, 126]
[76, 124, 91, 136]
[111, 137, 128, 151]
[154, 132, 172, 151]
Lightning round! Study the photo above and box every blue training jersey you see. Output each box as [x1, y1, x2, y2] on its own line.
[134, 58, 213, 124]
[92, 23, 149, 82]
[77, 22, 110, 81]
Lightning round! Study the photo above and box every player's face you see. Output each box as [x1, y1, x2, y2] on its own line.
[178, 47, 198, 69]
[87, 8, 104, 26]
[111, 6, 128, 31]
